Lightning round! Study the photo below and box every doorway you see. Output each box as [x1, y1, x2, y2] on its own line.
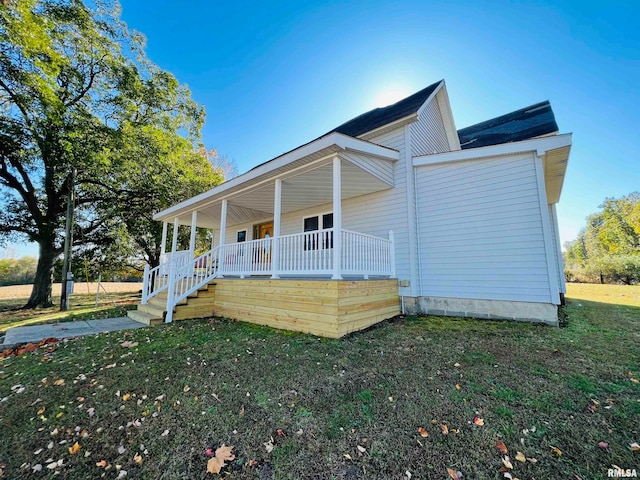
[253, 222, 273, 240]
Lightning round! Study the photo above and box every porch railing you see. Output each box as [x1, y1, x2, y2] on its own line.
[141, 228, 395, 323]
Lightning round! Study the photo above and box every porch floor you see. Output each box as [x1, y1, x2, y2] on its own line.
[129, 279, 400, 338]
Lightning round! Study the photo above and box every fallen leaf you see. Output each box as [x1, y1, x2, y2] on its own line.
[473, 417, 484, 426]
[502, 456, 513, 469]
[53, 379, 65, 386]
[206, 444, 235, 474]
[447, 467, 460, 480]
[133, 453, 143, 464]
[630, 378, 639, 384]
[161, 429, 170, 437]
[417, 427, 429, 438]
[120, 341, 139, 348]
[629, 442, 640, 451]
[239, 405, 245, 416]
[357, 445, 366, 453]
[526, 457, 538, 463]
[503, 474, 513, 480]
[205, 448, 213, 457]
[440, 424, 449, 435]
[122, 393, 131, 401]
[37, 406, 46, 415]
[598, 441, 609, 449]
[454, 363, 461, 368]
[515, 451, 526, 462]
[550, 445, 562, 456]
[68, 442, 81, 455]
[117, 470, 127, 479]
[455, 384, 462, 390]
[496, 441, 508, 454]
[118, 445, 126, 454]
[183, 385, 190, 393]
[343, 453, 352, 460]
[276, 428, 285, 436]
[96, 460, 107, 468]
[32, 464, 42, 472]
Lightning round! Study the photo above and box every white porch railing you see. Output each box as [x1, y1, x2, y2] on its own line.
[142, 250, 193, 304]
[141, 229, 395, 323]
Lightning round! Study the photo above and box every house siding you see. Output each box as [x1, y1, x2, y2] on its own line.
[411, 98, 450, 156]
[415, 153, 553, 303]
[549, 203, 567, 293]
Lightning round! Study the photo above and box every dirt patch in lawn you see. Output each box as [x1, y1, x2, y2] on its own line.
[0, 282, 142, 300]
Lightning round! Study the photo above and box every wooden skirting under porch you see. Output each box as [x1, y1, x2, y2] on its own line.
[128, 279, 400, 338]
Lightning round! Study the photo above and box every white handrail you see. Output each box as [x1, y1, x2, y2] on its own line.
[142, 251, 191, 304]
[165, 245, 222, 323]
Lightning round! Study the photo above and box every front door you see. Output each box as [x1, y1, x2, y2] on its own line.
[256, 222, 273, 239]
[253, 222, 273, 269]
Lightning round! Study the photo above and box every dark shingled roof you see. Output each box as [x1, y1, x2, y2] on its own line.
[328, 80, 442, 137]
[457, 101, 558, 150]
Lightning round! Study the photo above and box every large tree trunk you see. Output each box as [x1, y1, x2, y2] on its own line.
[25, 240, 57, 308]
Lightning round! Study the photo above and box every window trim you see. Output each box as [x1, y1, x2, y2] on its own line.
[301, 211, 333, 232]
[236, 229, 247, 243]
[302, 211, 334, 250]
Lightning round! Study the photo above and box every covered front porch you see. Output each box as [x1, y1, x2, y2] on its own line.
[138, 133, 401, 328]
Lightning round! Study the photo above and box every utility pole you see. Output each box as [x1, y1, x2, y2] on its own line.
[60, 168, 76, 311]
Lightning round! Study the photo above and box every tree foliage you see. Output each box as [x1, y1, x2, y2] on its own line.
[0, 0, 222, 307]
[565, 192, 640, 284]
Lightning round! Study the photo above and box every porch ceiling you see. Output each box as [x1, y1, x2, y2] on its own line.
[168, 158, 393, 228]
[154, 132, 399, 228]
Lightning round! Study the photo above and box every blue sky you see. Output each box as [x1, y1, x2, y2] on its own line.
[7, 0, 640, 257]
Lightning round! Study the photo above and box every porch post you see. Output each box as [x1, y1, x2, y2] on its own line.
[332, 156, 342, 280]
[219, 199, 228, 275]
[189, 211, 198, 256]
[171, 217, 179, 254]
[160, 221, 168, 259]
[271, 179, 282, 279]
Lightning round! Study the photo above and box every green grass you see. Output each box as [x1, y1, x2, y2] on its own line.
[0, 283, 638, 479]
[0, 292, 139, 334]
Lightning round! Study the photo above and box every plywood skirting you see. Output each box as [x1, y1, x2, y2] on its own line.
[168, 278, 400, 338]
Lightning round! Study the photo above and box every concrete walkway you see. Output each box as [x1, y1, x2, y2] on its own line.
[2, 317, 146, 348]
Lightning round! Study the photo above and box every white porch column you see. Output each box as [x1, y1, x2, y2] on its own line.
[219, 200, 228, 276]
[271, 179, 282, 279]
[332, 156, 342, 280]
[189, 211, 198, 255]
[160, 221, 168, 259]
[171, 217, 179, 253]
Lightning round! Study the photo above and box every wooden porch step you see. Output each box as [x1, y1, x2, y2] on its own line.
[127, 309, 163, 326]
[138, 302, 166, 318]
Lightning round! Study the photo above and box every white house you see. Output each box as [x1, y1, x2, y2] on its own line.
[128, 79, 571, 335]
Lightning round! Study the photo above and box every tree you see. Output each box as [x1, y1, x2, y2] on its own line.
[564, 192, 640, 284]
[0, 0, 219, 307]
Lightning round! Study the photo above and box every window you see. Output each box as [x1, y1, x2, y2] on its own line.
[303, 213, 333, 250]
[237, 230, 246, 255]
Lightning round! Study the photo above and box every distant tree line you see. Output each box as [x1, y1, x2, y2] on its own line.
[564, 192, 640, 284]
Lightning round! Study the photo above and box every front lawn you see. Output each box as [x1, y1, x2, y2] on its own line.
[0, 284, 638, 479]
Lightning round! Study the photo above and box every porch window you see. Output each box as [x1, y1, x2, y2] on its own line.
[303, 213, 333, 250]
[237, 230, 246, 255]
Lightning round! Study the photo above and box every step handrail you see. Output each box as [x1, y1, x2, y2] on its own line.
[165, 245, 222, 323]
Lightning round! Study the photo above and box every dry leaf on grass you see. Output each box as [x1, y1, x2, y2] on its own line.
[206, 444, 235, 474]
[53, 379, 65, 386]
[550, 446, 562, 456]
[440, 424, 449, 435]
[447, 467, 462, 479]
[120, 341, 138, 348]
[417, 427, 429, 438]
[515, 451, 526, 462]
[68, 442, 81, 455]
[502, 456, 513, 469]
[357, 445, 366, 454]
[473, 417, 484, 426]
[495, 441, 508, 454]
[263, 437, 274, 453]
[630, 442, 640, 451]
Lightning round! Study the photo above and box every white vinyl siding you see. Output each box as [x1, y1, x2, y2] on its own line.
[341, 151, 394, 185]
[411, 98, 450, 156]
[415, 153, 553, 303]
[548, 203, 566, 293]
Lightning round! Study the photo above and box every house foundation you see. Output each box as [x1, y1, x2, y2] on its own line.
[403, 296, 559, 327]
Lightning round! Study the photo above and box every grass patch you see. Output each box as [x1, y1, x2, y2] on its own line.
[0, 283, 638, 478]
[0, 292, 139, 333]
